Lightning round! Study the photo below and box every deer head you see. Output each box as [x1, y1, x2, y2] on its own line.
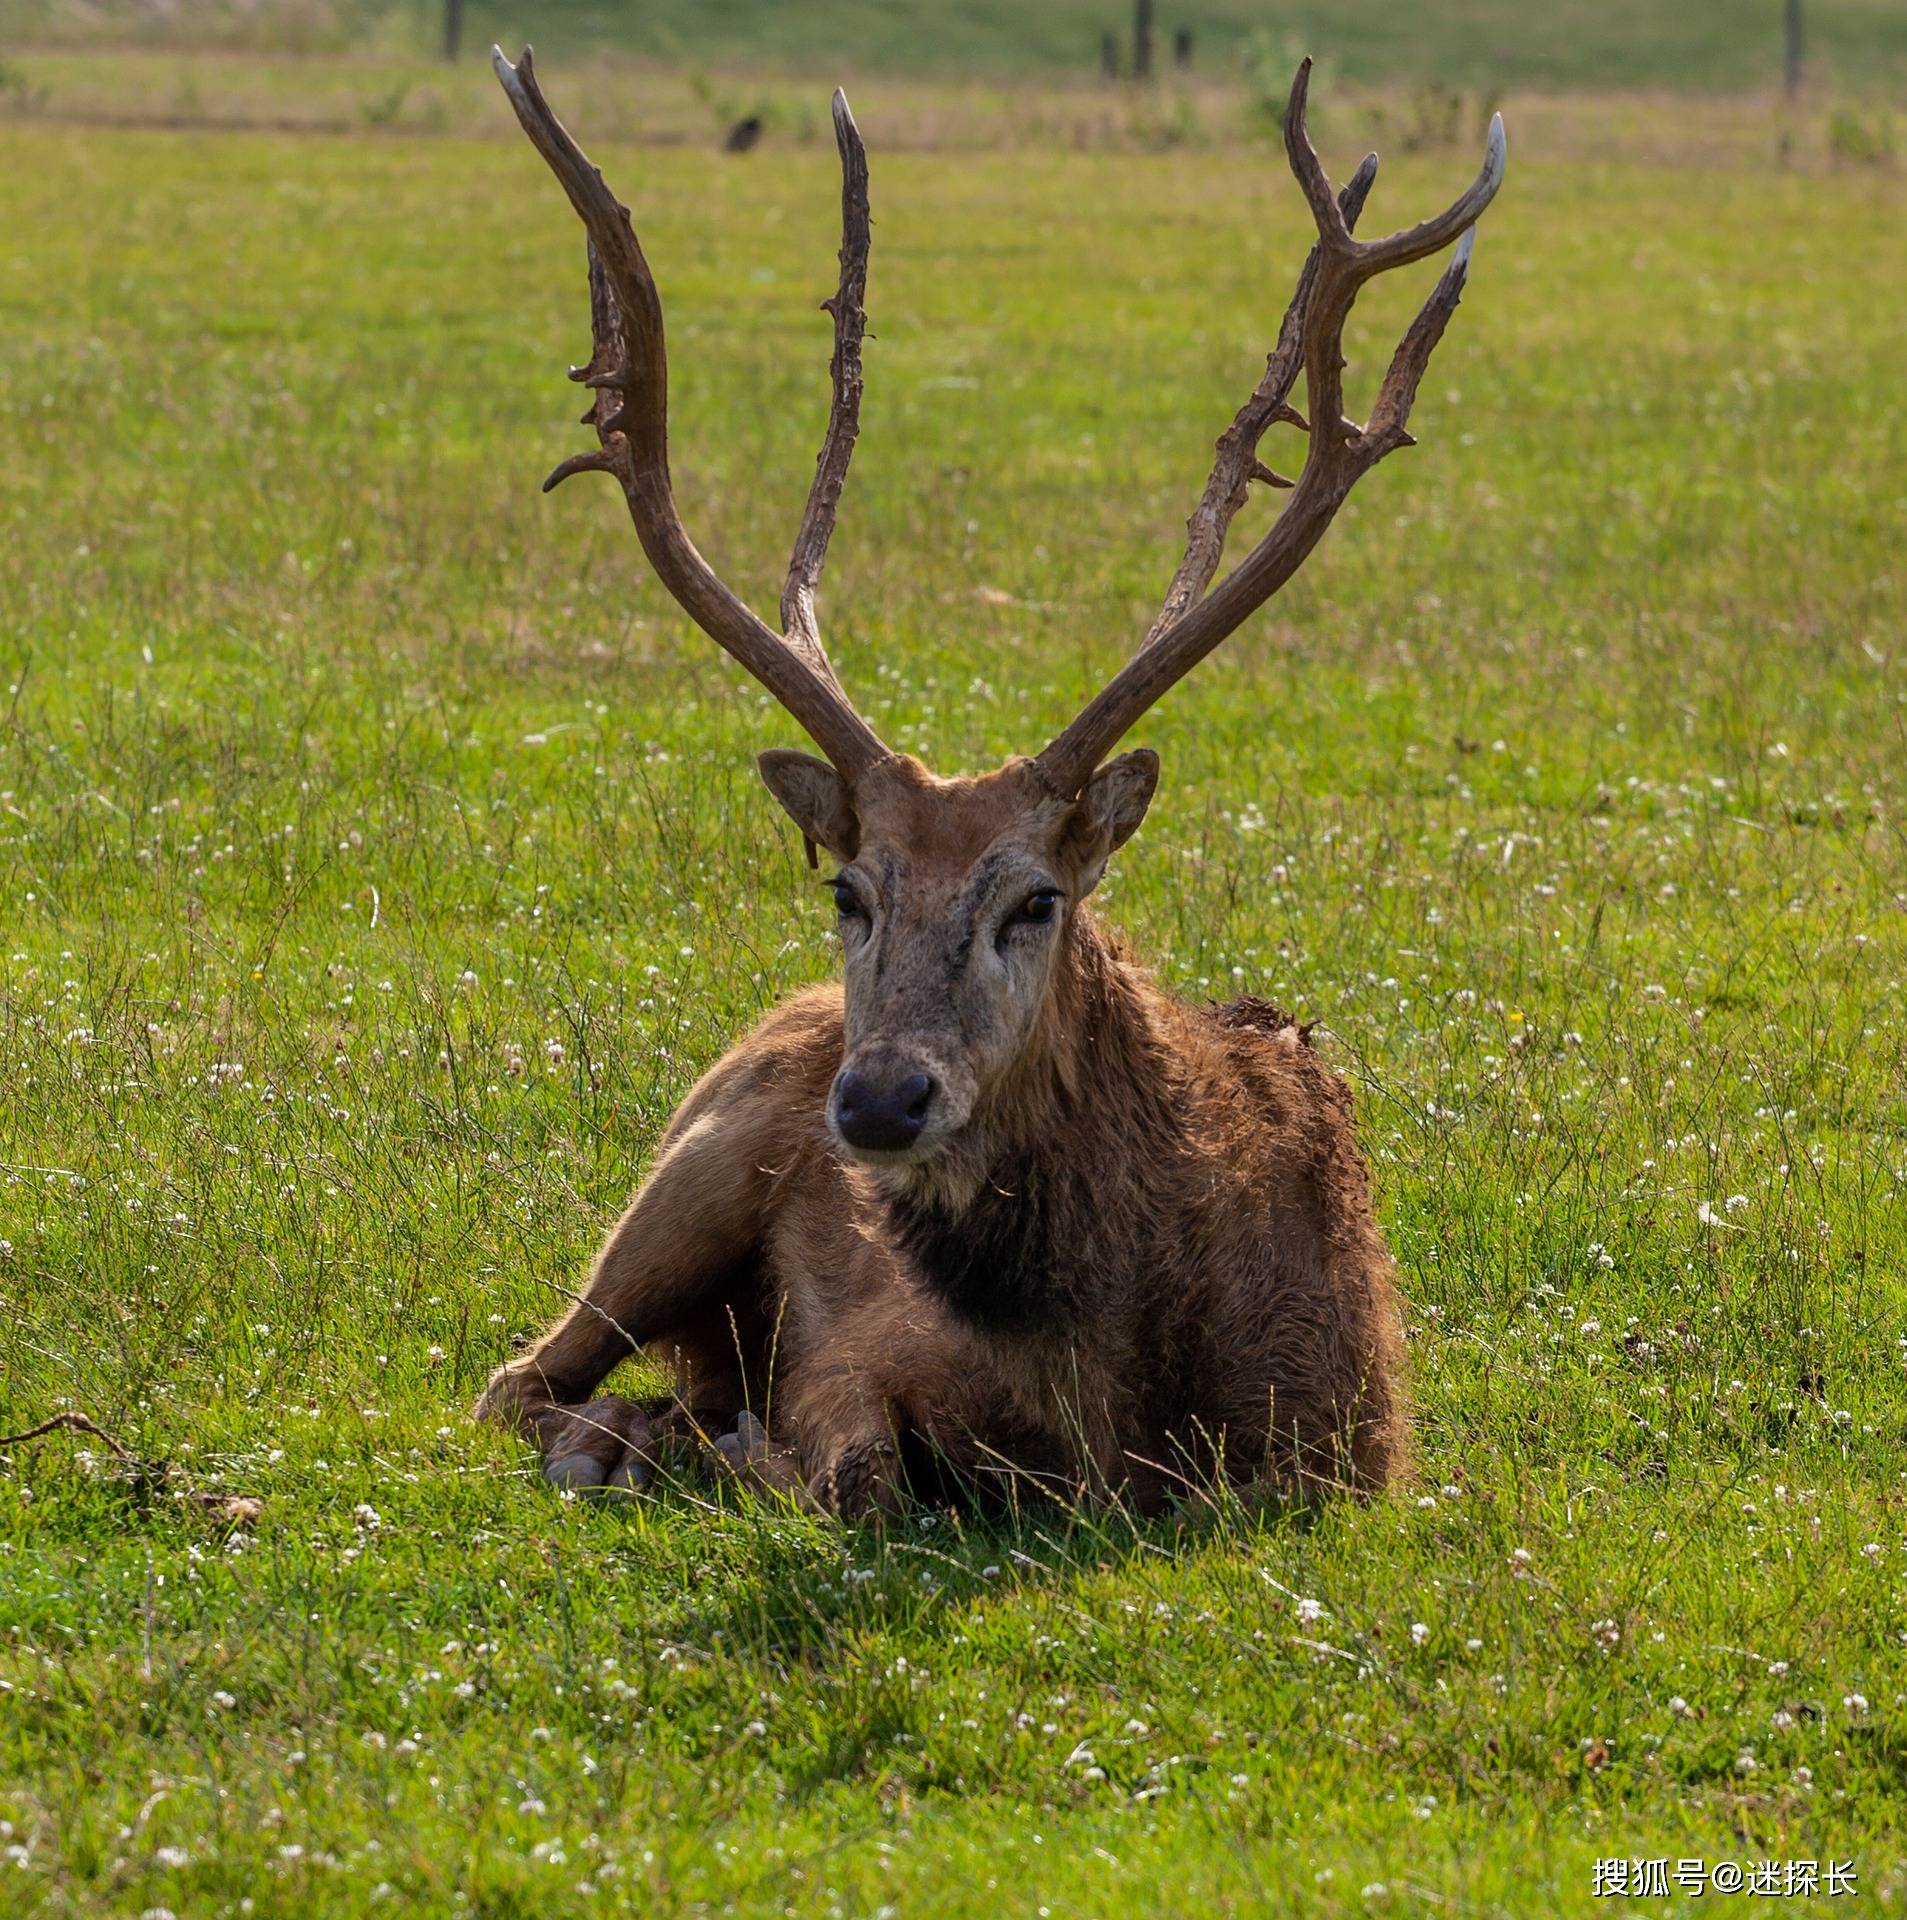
[493, 48, 1505, 1169]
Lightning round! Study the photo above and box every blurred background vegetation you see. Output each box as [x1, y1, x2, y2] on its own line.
[6, 0, 1907, 90]
[3, 0, 1901, 174]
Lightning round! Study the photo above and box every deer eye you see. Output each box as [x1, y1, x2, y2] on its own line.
[1010, 887, 1061, 928]
[830, 876, 866, 920]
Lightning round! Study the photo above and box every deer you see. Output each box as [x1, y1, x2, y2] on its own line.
[474, 46, 1506, 1517]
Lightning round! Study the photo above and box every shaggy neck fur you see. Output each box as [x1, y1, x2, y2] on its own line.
[876, 912, 1187, 1340]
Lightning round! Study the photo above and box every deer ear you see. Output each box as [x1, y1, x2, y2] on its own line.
[1063, 748, 1159, 894]
[758, 749, 860, 862]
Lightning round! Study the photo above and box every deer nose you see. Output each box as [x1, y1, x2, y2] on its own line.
[833, 1068, 937, 1153]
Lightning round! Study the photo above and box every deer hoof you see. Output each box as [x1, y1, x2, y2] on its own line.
[606, 1455, 650, 1494]
[543, 1450, 611, 1491]
[712, 1412, 772, 1479]
[815, 1441, 904, 1520]
[528, 1398, 656, 1498]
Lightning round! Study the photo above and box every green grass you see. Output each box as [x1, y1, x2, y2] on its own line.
[2, 87, 1906, 1917]
[14, 0, 1907, 91]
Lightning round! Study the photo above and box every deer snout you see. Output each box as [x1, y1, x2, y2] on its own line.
[831, 1064, 939, 1155]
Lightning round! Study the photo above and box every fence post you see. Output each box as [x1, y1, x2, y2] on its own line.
[1133, 0, 1154, 80]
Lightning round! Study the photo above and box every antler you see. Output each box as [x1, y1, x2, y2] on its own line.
[782, 89, 872, 660]
[1036, 59, 1506, 799]
[493, 47, 889, 778]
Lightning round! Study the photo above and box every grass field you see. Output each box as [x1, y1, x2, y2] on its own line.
[1, 49, 1906, 1919]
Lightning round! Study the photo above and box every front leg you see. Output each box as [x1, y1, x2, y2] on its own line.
[475, 1029, 819, 1477]
[776, 1284, 990, 1520]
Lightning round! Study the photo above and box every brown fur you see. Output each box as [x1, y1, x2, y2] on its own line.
[476, 753, 1407, 1513]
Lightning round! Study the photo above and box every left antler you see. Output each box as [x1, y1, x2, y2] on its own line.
[493, 46, 891, 780]
[1036, 59, 1506, 800]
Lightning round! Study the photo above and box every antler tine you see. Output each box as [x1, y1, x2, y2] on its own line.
[1281, 57, 1356, 255]
[1353, 108, 1505, 277]
[1146, 151, 1379, 650]
[781, 88, 871, 673]
[1286, 58, 1505, 441]
[493, 46, 889, 778]
[1365, 226, 1477, 456]
[1035, 60, 1506, 799]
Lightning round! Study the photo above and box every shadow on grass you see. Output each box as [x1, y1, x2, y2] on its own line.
[583, 1431, 1324, 1679]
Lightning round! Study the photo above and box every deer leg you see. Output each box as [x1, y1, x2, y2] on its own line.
[474, 1071, 790, 1492]
[773, 1348, 904, 1520]
[774, 1290, 992, 1520]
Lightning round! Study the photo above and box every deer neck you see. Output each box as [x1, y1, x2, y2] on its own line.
[872, 911, 1181, 1336]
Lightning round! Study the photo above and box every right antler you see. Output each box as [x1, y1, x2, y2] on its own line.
[1035, 60, 1506, 799]
[493, 46, 890, 779]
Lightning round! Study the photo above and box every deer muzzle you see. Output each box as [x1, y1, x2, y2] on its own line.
[828, 1045, 972, 1163]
